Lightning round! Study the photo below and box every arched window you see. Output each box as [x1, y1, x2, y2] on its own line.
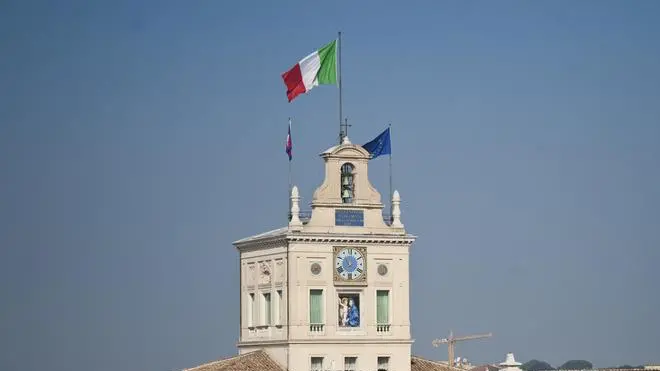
[340, 163, 354, 203]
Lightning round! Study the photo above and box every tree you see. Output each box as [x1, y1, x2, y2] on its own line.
[559, 360, 593, 370]
[522, 360, 555, 371]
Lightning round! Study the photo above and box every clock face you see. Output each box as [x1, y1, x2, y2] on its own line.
[335, 247, 365, 281]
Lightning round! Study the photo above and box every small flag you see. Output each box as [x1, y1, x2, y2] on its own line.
[285, 120, 292, 161]
[281, 39, 337, 102]
[362, 127, 391, 159]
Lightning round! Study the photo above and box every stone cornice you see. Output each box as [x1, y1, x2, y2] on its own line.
[234, 231, 416, 251]
[237, 338, 414, 347]
[287, 233, 416, 245]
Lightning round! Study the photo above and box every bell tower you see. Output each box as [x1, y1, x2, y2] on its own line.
[234, 136, 415, 371]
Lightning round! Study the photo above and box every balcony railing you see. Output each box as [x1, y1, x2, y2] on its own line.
[289, 211, 394, 226]
[309, 323, 324, 333]
[376, 324, 391, 333]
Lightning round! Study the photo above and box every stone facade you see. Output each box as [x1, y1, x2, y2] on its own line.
[234, 138, 416, 371]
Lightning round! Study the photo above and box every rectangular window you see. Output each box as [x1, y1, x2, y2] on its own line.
[378, 356, 390, 371]
[309, 289, 323, 324]
[275, 290, 283, 325]
[247, 293, 255, 327]
[263, 292, 271, 326]
[344, 356, 357, 371]
[376, 290, 389, 324]
[310, 357, 324, 371]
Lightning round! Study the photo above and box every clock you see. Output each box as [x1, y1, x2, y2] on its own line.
[334, 247, 366, 283]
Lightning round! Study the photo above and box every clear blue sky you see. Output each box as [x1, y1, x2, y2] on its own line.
[1, 1, 659, 371]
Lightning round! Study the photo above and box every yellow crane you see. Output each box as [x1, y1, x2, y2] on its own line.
[432, 330, 493, 368]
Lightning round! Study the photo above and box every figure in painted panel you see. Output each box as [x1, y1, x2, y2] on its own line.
[347, 298, 360, 327]
[338, 297, 349, 326]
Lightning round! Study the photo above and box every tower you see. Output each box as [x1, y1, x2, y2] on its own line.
[234, 136, 415, 371]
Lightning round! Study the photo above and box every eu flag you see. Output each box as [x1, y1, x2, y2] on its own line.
[362, 127, 391, 159]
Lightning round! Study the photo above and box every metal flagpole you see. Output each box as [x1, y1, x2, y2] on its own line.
[338, 31, 343, 144]
[388, 123, 393, 221]
[288, 117, 293, 222]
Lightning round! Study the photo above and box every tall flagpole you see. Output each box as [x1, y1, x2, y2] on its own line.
[338, 31, 343, 144]
[288, 117, 293, 222]
[388, 122, 393, 221]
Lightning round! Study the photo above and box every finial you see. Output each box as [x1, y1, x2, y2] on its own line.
[289, 185, 303, 230]
[391, 190, 403, 228]
[342, 135, 351, 144]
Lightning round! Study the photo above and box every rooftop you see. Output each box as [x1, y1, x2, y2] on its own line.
[182, 351, 464, 371]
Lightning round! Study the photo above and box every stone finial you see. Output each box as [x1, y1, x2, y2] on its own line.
[289, 185, 303, 230]
[499, 353, 522, 371]
[342, 135, 351, 144]
[391, 190, 404, 228]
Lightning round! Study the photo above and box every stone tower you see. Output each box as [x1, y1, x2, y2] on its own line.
[234, 136, 416, 371]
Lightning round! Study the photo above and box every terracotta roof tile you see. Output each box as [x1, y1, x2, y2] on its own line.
[183, 350, 285, 371]
[185, 351, 470, 371]
[412, 355, 466, 371]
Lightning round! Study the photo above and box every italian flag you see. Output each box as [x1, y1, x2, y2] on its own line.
[281, 39, 337, 102]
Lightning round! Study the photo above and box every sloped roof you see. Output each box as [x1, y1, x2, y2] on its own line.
[412, 356, 465, 371]
[184, 351, 462, 371]
[472, 365, 503, 371]
[233, 227, 288, 245]
[182, 350, 285, 371]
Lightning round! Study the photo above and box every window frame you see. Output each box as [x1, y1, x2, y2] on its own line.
[247, 292, 255, 328]
[275, 289, 283, 327]
[343, 355, 358, 371]
[377, 355, 391, 371]
[310, 356, 325, 371]
[262, 291, 272, 326]
[309, 288, 325, 325]
[375, 289, 391, 325]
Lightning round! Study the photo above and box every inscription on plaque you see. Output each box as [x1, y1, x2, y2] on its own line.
[335, 209, 364, 226]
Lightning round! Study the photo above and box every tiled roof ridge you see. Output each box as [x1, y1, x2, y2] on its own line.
[411, 355, 466, 371]
[182, 349, 271, 371]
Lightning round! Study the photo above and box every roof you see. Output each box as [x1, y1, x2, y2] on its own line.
[472, 365, 503, 371]
[233, 226, 288, 245]
[183, 352, 469, 371]
[182, 350, 285, 371]
[412, 355, 465, 371]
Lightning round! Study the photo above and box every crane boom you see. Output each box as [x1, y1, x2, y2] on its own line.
[432, 331, 492, 368]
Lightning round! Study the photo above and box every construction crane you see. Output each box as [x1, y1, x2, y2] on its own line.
[432, 330, 493, 368]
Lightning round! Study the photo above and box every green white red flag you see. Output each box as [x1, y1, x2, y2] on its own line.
[281, 40, 337, 102]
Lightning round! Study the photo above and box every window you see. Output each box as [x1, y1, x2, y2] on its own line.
[311, 357, 324, 371]
[340, 163, 354, 203]
[376, 290, 389, 324]
[247, 293, 255, 327]
[344, 356, 357, 371]
[263, 292, 271, 326]
[309, 289, 324, 330]
[275, 290, 283, 325]
[378, 356, 390, 371]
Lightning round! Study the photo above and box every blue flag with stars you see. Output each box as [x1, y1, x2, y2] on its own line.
[362, 127, 391, 159]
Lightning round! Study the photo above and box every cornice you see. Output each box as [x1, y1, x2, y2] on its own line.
[234, 231, 416, 251]
[288, 233, 416, 245]
[237, 338, 414, 347]
[234, 235, 288, 251]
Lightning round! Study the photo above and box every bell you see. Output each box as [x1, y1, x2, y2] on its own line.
[342, 189, 351, 199]
[343, 176, 349, 185]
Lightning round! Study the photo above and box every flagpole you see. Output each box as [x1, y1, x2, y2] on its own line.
[337, 31, 343, 144]
[388, 123, 393, 221]
[288, 117, 293, 222]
